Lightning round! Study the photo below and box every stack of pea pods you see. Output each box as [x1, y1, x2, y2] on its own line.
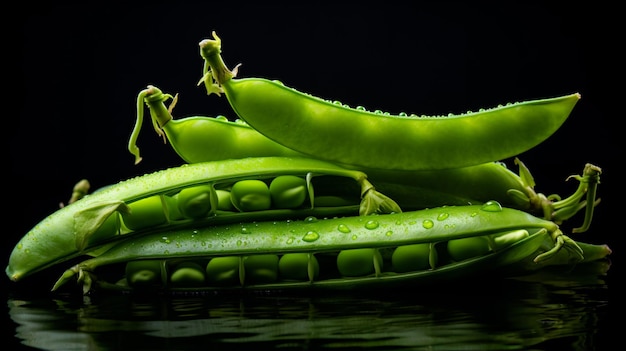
[5, 32, 611, 295]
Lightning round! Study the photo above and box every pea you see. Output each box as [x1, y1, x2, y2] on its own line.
[269, 175, 307, 209]
[230, 180, 271, 212]
[122, 195, 171, 231]
[125, 260, 163, 288]
[215, 189, 235, 211]
[336, 248, 383, 277]
[169, 261, 206, 287]
[176, 185, 216, 219]
[391, 244, 434, 272]
[492, 229, 529, 249]
[447, 236, 491, 262]
[244, 254, 279, 284]
[278, 253, 319, 281]
[206, 256, 241, 286]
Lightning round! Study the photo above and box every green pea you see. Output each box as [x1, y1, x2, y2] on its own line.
[200, 31, 580, 171]
[244, 254, 279, 284]
[176, 185, 216, 219]
[336, 248, 383, 277]
[125, 260, 164, 288]
[447, 236, 491, 261]
[169, 261, 206, 287]
[278, 253, 319, 281]
[391, 244, 434, 272]
[492, 229, 529, 249]
[230, 180, 271, 212]
[205, 256, 241, 286]
[215, 189, 235, 211]
[121, 195, 171, 231]
[269, 175, 307, 209]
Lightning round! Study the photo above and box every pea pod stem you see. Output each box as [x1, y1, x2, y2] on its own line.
[507, 159, 602, 231]
[198, 31, 580, 171]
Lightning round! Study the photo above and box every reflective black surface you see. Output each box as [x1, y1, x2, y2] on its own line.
[5, 261, 613, 350]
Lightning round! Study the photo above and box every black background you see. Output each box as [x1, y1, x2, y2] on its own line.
[8, 2, 623, 349]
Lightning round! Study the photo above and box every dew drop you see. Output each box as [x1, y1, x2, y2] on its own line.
[480, 200, 503, 212]
[351, 234, 358, 240]
[470, 212, 478, 217]
[364, 220, 379, 230]
[356, 105, 366, 111]
[305, 216, 318, 223]
[302, 231, 320, 242]
[385, 230, 393, 237]
[215, 115, 229, 121]
[337, 224, 351, 233]
[374, 110, 383, 114]
[398, 112, 407, 117]
[422, 219, 434, 229]
[160, 236, 171, 244]
[286, 237, 295, 244]
[237, 240, 243, 246]
[241, 226, 250, 234]
[437, 213, 449, 221]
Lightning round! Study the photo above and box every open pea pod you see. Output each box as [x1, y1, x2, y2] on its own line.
[6, 157, 402, 283]
[50, 202, 609, 294]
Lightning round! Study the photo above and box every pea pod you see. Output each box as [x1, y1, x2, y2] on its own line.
[5, 157, 401, 283]
[126, 85, 601, 229]
[50, 202, 604, 294]
[198, 31, 580, 171]
[128, 85, 305, 165]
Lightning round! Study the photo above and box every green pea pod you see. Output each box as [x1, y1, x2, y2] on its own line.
[198, 32, 580, 171]
[50, 202, 605, 294]
[126, 84, 601, 228]
[6, 157, 401, 283]
[128, 85, 305, 165]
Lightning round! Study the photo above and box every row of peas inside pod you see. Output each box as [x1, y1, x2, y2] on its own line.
[101, 228, 534, 292]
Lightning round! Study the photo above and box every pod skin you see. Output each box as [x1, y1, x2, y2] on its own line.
[6, 157, 400, 283]
[199, 31, 580, 171]
[50, 202, 598, 294]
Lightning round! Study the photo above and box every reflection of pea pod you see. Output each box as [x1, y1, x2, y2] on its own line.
[50, 202, 604, 294]
[199, 32, 580, 171]
[6, 157, 401, 283]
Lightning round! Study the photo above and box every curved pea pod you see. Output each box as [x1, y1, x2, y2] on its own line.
[366, 158, 602, 230]
[128, 85, 306, 165]
[199, 32, 580, 171]
[6, 157, 401, 283]
[50, 202, 599, 294]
